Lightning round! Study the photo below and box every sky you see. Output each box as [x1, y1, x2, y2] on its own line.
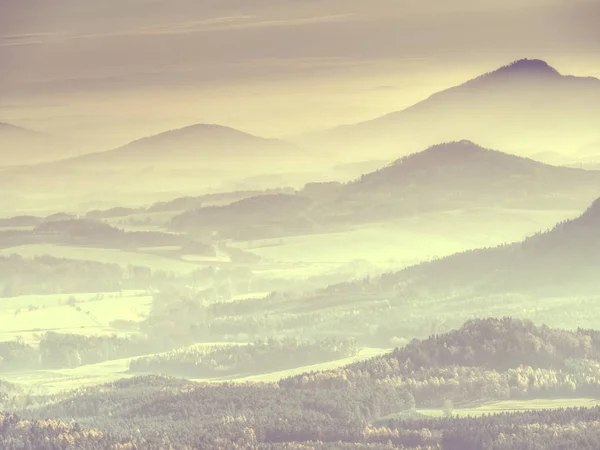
[1, 0, 599, 151]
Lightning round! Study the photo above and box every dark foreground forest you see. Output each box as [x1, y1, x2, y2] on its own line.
[5, 318, 600, 449]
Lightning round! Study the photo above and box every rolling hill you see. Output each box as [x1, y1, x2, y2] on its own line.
[317, 140, 600, 224]
[169, 140, 600, 237]
[0, 124, 318, 214]
[297, 59, 600, 159]
[170, 193, 316, 240]
[54, 123, 303, 169]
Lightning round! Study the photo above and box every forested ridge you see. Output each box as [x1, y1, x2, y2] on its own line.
[322, 197, 600, 298]
[129, 337, 358, 378]
[0, 254, 155, 296]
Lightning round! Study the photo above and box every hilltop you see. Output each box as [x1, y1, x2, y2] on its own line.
[168, 140, 600, 237]
[56, 123, 302, 169]
[297, 59, 600, 158]
[326, 140, 600, 221]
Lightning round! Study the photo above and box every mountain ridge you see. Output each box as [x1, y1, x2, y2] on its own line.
[297, 58, 600, 158]
[370, 194, 600, 296]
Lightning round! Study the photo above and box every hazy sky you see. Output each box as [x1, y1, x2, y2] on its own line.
[1, 0, 599, 150]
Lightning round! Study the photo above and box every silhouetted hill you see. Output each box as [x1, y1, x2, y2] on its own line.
[0, 124, 312, 212]
[0, 122, 75, 165]
[0, 215, 41, 228]
[0, 218, 215, 255]
[55, 123, 302, 169]
[147, 187, 295, 213]
[298, 59, 600, 158]
[170, 193, 316, 240]
[374, 197, 600, 296]
[347, 140, 593, 190]
[323, 140, 600, 222]
[168, 141, 600, 237]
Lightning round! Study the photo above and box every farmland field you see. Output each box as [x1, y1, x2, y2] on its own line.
[415, 398, 600, 418]
[0, 244, 203, 273]
[0, 290, 152, 343]
[232, 208, 580, 269]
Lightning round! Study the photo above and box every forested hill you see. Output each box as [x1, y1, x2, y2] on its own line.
[282, 317, 600, 387]
[0, 412, 139, 449]
[344, 140, 599, 196]
[322, 196, 600, 297]
[23, 318, 600, 449]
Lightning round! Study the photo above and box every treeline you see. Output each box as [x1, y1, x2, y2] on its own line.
[379, 407, 600, 449]
[389, 316, 600, 371]
[0, 332, 164, 372]
[85, 187, 296, 219]
[0, 254, 174, 297]
[169, 194, 316, 240]
[33, 219, 215, 255]
[15, 402, 600, 449]
[141, 289, 366, 346]
[31, 375, 414, 448]
[129, 337, 358, 378]
[25, 374, 600, 449]
[0, 218, 215, 258]
[281, 318, 600, 407]
[0, 413, 139, 450]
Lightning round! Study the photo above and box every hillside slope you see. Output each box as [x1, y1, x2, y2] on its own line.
[298, 59, 600, 159]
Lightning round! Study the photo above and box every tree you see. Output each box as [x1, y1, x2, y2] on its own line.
[443, 399, 454, 418]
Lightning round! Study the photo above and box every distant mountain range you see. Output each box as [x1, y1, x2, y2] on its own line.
[169, 140, 600, 238]
[329, 140, 600, 218]
[54, 124, 305, 169]
[0, 122, 76, 166]
[0, 123, 319, 213]
[295, 59, 600, 159]
[4, 58, 600, 213]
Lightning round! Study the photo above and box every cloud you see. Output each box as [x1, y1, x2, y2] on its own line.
[0, 32, 68, 47]
[126, 14, 356, 35]
[0, 13, 356, 47]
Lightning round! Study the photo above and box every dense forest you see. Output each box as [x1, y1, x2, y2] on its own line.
[167, 143, 600, 236]
[0, 413, 139, 449]
[129, 337, 358, 378]
[0, 318, 598, 449]
[0, 332, 158, 371]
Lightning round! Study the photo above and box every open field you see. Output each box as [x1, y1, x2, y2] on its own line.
[415, 398, 600, 418]
[225, 346, 390, 383]
[0, 290, 152, 343]
[1, 345, 389, 394]
[232, 208, 581, 269]
[0, 244, 203, 274]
